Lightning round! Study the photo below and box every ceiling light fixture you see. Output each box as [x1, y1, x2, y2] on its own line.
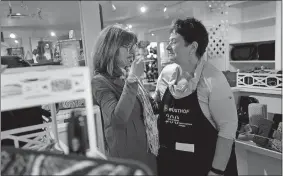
[112, 3, 116, 11]
[128, 24, 132, 29]
[109, 1, 116, 11]
[9, 33, 16, 39]
[163, 7, 167, 12]
[151, 33, 154, 36]
[50, 31, 56, 37]
[16, 13, 21, 16]
[140, 6, 147, 13]
[15, 40, 19, 44]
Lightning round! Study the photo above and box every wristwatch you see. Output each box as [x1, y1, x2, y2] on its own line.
[210, 167, 225, 176]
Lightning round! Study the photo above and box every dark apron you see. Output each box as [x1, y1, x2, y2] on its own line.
[157, 88, 238, 176]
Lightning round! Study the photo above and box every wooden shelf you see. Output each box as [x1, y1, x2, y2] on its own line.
[230, 16, 276, 28]
[230, 61, 275, 64]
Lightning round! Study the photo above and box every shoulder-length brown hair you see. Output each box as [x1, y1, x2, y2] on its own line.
[92, 24, 137, 77]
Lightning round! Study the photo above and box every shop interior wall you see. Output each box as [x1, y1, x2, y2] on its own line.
[144, 3, 224, 71]
[144, 1, 279, 72]
[1, 28, 82, 58]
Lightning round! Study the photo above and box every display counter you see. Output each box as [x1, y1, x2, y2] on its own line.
[235, 140, 282, 175]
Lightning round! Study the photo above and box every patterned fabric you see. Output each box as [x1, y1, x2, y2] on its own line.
[278, 122, 282, 133]
[136, 79, 159, 156]
[1, 147, 151, 175]
[42, 99, 85, 111]
[270, 139, 282, 152]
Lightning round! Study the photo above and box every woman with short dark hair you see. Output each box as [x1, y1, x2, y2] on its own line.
[92, 24, 158, 174]
[154, 18, 238, 176]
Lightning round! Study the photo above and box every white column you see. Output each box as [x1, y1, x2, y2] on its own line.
[78, 1, 105, 155]
[275, 1, 282, 70]
[137, 30, 146, 41]
[79, 1, 101, 77]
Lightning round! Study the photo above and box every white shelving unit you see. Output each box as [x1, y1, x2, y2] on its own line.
[226, 1, 280, 72]
[1, 66, 105, 158]
[227, 1, 270, 9]
[1, 42, 9, 48]
[229, 40, 275, 45]
[230, 16, 276, 29]
[229, 61, 275, 64]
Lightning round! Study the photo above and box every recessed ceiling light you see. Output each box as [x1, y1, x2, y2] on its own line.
[10, 33, 16, 39]
[163, 7, 167, 12]
[15, 40, 19, 44]
[128, 25, 132, 29]
[140, 6, 147, 13]
[16, 13, 21, 16]
[151, 33, 154, 36]
[112, 3, 116, 11]
[50, 32, 56, 37]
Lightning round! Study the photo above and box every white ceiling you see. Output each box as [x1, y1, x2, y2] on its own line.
[0, 1, 204, 32]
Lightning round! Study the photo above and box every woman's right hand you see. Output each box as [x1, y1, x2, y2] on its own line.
[128, 56, 144, 78]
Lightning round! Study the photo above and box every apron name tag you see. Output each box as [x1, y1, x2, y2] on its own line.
[175, 142, 194, 153]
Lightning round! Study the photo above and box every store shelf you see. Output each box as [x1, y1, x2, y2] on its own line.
[227, 1, 270, 8]
[232, 87, 282, 95]
[143, 59, 156, 63]
[230, 16, 276, 29]
[1, 66, 92, 111]
[229, 39, 275, 45]
[1, 42, 9, 47]
[230, 61, 275, 64]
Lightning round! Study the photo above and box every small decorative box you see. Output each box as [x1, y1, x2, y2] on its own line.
[237, 72, 282, 90]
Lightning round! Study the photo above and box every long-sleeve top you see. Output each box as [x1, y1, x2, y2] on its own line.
[91, 74, 157, 174]
[154, 60, 238, 140]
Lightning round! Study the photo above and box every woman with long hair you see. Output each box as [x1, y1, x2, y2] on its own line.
[91, 24, 158, 174]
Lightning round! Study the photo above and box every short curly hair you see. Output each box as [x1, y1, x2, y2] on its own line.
[170, 17, 209, 59]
